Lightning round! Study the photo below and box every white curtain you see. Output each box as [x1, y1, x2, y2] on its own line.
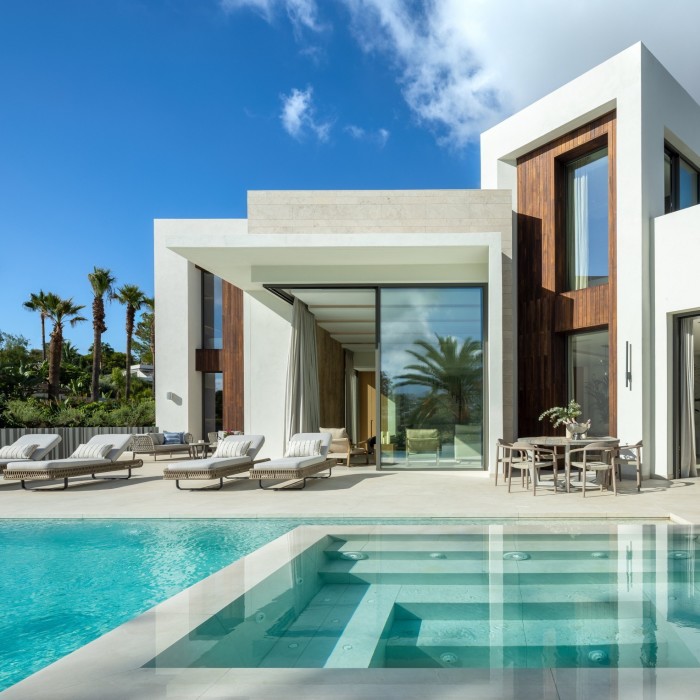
[573, 168, 589, 290]
[284, 298, 320, 443]
[344, 350, 358, 443]
[679, 317, 697, 478]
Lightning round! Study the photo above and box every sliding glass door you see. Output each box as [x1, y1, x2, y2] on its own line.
[378, 287, 485, 469]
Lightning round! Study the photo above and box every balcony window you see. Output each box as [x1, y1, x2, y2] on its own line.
[665, 144, 700, 214]
[567, 147, 609, 290]
[202, 271, 223, 349]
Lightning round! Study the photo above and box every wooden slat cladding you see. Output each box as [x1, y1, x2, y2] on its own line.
[222, 282, 244, 431]
[517, 111, 617, 437]
[554, 287, 609, 332]
[195, 349, 222, 373]
[317, 326, 345, 429]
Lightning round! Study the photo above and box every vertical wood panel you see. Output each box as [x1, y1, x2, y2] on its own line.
[222, 282, 244, 431]
[316, 326, 345, 428]
[517, 111, 617, 437]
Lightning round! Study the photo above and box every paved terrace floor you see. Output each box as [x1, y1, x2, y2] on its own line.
[3, 456, 700, 700]
[1, 454, 699, 522]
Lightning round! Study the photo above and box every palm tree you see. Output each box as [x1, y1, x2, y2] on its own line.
[43, 295, 87, 402]
[115, 284, 147, 400]
[23, 290, 51, 361]
[88, 267, 116, 402]
[396, 334, 483, 425]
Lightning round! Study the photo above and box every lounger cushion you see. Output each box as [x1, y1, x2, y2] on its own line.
[213, 439, 251, 459]
[71, 443, 112, 459]
[285, 440, 322, 458]
[252, 455, 326, 471]
[163, 456, 251, 473]
[0, 443, 38, 460]
[6, 457, 112, 471]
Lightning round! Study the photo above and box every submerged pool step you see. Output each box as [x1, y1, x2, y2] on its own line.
[383, 617, 671, 668]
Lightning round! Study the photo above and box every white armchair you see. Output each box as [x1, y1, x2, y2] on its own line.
[320, 427, 369, 467]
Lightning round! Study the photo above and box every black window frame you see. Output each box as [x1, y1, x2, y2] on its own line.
[665, 142, 700, 214]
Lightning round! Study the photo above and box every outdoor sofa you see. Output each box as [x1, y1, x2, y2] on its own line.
[163, 434, 268, 490]
[0, 433, 61, 474]
[4, 434, 143, 490]
[131, 431, 194, 460]
[249, 432, 334, 490]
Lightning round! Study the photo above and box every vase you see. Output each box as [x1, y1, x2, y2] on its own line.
[566, 421, 590, 439]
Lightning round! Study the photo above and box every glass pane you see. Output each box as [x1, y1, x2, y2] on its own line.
[567, 148, 609, 290]
[202, 272, 223, 349]
[664, 152, 673, 213]
[679, 159, 699, 210]
[203, 372, 223, 437]
[379, 287, 484, 469]
[569, 331, 609, 436]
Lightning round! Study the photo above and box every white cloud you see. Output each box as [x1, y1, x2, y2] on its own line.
[345, 124, 390, 147]
[343, 0, 700, 148]
[220, 0, 322, 34]
[280, 87, 331, 141]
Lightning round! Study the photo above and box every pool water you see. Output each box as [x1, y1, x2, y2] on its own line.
[0, 517, 506, 690]
[149, 524, 700, 670]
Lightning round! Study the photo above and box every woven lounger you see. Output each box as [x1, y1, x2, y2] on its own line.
[250, 458, 335, 490]
[164, 457, 270, 490]
[4, 459, 144, 490]
[163, 434, 267, 491]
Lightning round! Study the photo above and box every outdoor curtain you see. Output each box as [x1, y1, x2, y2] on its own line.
[679, 317, 698, 478]
[284, 298, 320, 443]
[344, 349, 358, 443]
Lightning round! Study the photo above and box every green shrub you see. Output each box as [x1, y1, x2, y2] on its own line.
[2, 399, 52, 428]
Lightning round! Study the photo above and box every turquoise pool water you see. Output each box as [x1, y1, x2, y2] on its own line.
[0, 517, 505, 690]
[150, 524, 700, 670]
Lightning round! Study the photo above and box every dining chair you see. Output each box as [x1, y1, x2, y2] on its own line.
[494, 438, 513, 486]
[508, 442, 558, 496]
[568, 441, 619, 497]
[612, 441, 643, 492]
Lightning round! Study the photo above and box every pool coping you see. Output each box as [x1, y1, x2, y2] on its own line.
[3, 521, 700, 699]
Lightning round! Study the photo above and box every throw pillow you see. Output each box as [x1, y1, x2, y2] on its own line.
[162, 431, 184, 445]
[71, 443, 112, 459]
[214, 439, 251, 459]
[285, 439, 322, 458]
[0, 443, 38, 460]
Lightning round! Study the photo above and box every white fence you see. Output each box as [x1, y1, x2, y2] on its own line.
[0, 427, 157, 460]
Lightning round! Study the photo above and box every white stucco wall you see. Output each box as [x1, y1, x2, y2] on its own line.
[153, 226, 202, 438]
[244, 291, 292, 459]
[653, 205, 700, 477]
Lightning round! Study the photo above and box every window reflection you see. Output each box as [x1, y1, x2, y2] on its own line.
[569, 330, 609, 436]
[379, 287, 484, 469]
[202, 271, 223, 350]
[203, 372, 223, 437]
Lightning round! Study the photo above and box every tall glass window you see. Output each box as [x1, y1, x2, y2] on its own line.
[379, 287, 484, 469]
[203, 372, 223, 438]
[665, 144, 700, 213]
[202, 271, 223, 349]
[569, 330, 609, 436]
[567, 147, 609, 290]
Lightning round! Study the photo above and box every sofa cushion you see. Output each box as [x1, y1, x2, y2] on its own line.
[320, 427, 348, 440]
[162, 431, 185, 445]
[148, 433, 165, 445]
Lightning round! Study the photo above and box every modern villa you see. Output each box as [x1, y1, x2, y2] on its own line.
[155, 42, 700, 481]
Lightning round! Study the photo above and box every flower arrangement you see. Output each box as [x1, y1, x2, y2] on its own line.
[538, 400, 583, 428]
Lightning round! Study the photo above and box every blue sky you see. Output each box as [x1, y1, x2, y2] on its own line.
[1, 0, 699, 353]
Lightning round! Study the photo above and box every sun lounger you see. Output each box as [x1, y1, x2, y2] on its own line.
[163, 434, 267, 490]
[4, 434, 142, 490]
[0, 433, 61, 474]
[249, 432, 334, 490]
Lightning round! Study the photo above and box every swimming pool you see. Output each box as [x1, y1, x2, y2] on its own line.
[148, 523, 700, 670]
[0, 517, 515, 691]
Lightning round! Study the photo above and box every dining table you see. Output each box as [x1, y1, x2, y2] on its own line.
[517, 436, 619, 492]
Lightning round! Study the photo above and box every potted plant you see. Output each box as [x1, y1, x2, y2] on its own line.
[538, 400, 591, 438]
